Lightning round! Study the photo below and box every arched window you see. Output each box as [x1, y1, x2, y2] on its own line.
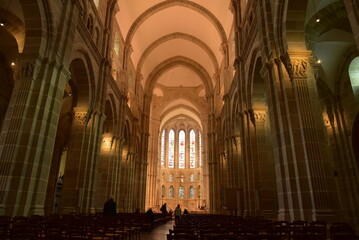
[162, 185, 165, 197]
[199, 131, 202, 167]
[178, 130, 185, 168]
[179, 186, 184, 198]
[169, 186, 174, 198]
[189, 186, 194, 199]
[169, 174, 173, 182]
[190, 130, 196, 168]
[190, 174, 194, 182]
[114, 32, 120, 56]
[349, 56, 359, 102]
[168, 129, 175, 168]
[160, 130, 166, 167]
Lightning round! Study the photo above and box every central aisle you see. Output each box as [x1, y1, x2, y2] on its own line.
[140, 220, 175, 240]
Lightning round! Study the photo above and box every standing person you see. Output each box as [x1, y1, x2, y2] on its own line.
[174, 204, 182, 223]
[160, 203, 167, 214]
[103, 195, 116, 216]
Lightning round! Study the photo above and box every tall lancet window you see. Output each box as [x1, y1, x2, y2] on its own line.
[168, 129, 175, 168]
[179, 186, 184, 198]
[189, 186, 194, 199]
[160, 130, 166, 167]
[169, 186, 174, 198]
[178, 130, 185, 168]
[199, 131, 202, 167]
[190, 130, 196, 168]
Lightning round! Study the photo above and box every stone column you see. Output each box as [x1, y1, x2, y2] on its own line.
[262, 51, 340, 221]
[0, 58, 69, 216]
[60, 109, 105, 214]
[254, 111, 277, 219]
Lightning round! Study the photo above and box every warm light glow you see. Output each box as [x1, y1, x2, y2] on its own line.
[316, 18, 320, 23]
[0, 22, 4, 27]
[11, 62, 15, 66]
[102, 137, 112, 149]
[317, 59, 321, 64]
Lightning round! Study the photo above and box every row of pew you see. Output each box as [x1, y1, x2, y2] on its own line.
[166, 214, 358, 240]
[0, 212, 172, 239]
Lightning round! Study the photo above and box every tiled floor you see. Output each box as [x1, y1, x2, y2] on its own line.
[140, 220, 175, 240]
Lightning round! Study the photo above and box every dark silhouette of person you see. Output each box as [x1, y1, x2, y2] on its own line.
[103, 195, 116, 216]
[160, 203, 168, 214]
[145, 208, 156, 225]
[183, 208, 189, 215]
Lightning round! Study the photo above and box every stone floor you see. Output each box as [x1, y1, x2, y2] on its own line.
[140, 219, 175, 240]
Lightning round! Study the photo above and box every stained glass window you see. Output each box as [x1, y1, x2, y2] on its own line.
[179, 186, 184, 198]
[169, 186, 174, 198]
[160, 130, 165, 167]
[169, 174, 173, 182]
[168, 129, 174, 168]
[190, 130, 196, 168]
[189, 186, 194, 199]
[199, 131, 202, 167]
[179, 130, 185, 168]
[190, 174, 194, 182]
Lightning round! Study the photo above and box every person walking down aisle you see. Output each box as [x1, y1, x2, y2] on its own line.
[103, 195, 116, 216]
[174, 204, 182, 224]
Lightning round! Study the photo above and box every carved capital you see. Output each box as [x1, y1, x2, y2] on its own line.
[73, 112, 88, 126]
[254, 111, 266, 122]
[20, 61, 35, 79]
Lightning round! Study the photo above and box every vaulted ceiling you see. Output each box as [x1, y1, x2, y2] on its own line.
[116, 0, 233, 129]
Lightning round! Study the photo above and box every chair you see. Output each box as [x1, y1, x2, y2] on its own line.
[167, 233, 197, 240]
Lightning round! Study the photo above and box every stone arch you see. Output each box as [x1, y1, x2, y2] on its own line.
[145, 56, 213, 96]
[246, 47, 263, 108]
[137, 32, 219, 73]
[304, 1, 349, 51]
[0, 5, 25, 53]
[276, 0, 308, 54]
[0, 29, 17, 132]
[68, 49, 96, 109]
[124, 0, 227, 48]
[160, 104, 202, 125]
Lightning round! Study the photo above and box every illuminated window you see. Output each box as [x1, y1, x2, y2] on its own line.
[199, 131, 202, 167]
[168, 129, 174, 168]
[160, 130, 166, 166]
[189, 186, 194, 199]
[178, 130, 185, 168]
[169, 186, 174, 198]
[179, 186, 184, 198]
[190, 174, 194, 182]
[114, 32, 120, 56]
[190, 130, 196, 168]
[169, 174, 173, 182]
[180, 174, 184, 182]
